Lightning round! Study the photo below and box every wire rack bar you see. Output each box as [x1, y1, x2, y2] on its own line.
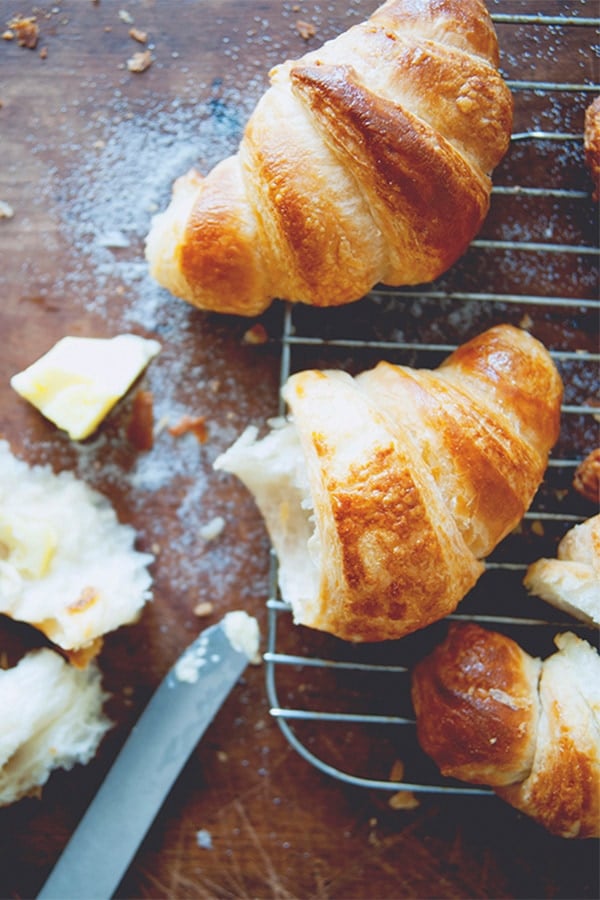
[266, 9, 599, 797]
[507, 82, 598, 92]
[282, 335, 600, 366]
[263, 652, 409, 673]
[492, 14, 600, 26]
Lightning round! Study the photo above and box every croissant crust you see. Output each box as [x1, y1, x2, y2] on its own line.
[215, 324, 562, 642]
[146, 0, 512, 315]
[411, 623, 600, 838]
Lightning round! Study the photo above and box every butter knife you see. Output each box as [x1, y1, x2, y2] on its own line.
[38, 612, 259, 900]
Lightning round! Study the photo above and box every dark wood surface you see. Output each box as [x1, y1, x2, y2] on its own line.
[1, 2, 599, 898]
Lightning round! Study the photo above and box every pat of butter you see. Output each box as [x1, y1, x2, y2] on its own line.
[10, 334, 161, 440]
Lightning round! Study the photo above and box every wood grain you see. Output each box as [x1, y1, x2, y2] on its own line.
[0, 2, 598, 898]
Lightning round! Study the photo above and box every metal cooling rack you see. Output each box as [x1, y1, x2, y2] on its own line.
[264, 7, 600, 797]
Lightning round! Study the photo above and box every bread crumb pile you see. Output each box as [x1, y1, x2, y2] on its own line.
[0, 649, 111, 806]
[0, 441, 154, 657]
[0, 441, 155, 803]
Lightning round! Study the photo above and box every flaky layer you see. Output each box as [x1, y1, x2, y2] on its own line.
[412, 624, 600, 838]
[147, 0, 512, 315]
[215, 325, 562, 642]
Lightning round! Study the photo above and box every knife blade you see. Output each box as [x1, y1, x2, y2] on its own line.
[38, 613, 258, 900]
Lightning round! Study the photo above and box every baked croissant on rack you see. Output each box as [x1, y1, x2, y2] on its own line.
[215, 324, 563, 642]
[146, 0, 513, 315]
[584, 96, 600, 201]
[524, 514, 600, 628]
[411, 623, 600, 839]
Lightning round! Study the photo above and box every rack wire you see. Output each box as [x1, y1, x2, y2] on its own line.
[264, 6, 599, 797]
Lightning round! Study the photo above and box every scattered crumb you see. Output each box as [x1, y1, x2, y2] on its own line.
[387, 758, 419, 809]
[7, 15, 39, 48]
[388, 790, 420, 811]
[153, 414, 170, 437]
[127, 49, 152, 73]
[129, 27, 147, 44]
[127, 390, 155, 451]
[584, 396, 600, 424]
[531, 520, 545, 537]
[389, 759, 405, 782]
[199, 516, 225, 542]
[217, 750, 228, 763]
[573, 448, 600, 505]
[118, 9, 134, 25]
[222, 610, 261, 663]
[168, 414, 208, 444]
[196, 829, 213, 850]
[2, 30, 14, 41]
[242, 323, 268, 345]
[519, 313, 533, 330]
[296, 20, 316, 40]
[0, 201, 14, 219]
[97, 230, 130, 249]
[193, 601, 214, 618]
[39, 46, 47, 59]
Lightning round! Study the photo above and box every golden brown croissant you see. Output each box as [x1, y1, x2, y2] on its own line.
[573, 448, 600, 505]
[146, 0, 513, 315]
[584, 95, 600, 201]
[524, 514, 600, 628]
[411, 623, 600, 838]
[215, 324, 563, 642]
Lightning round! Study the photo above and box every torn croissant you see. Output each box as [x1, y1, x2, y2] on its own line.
[524, 514, 600, 628]
[146, 0, 513, 315]
[411, 623, 600, 839]
[215, 324, 563, 642]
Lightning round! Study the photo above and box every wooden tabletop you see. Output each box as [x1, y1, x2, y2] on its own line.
[1, 1, 599, 898]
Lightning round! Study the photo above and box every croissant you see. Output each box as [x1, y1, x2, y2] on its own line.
[214, 324, 563, 642]
[411, 623, 600, 838]
[573, 448, 600, 505]
[146, 0, 513, 315]
[524, 514, 600, 628]
[584, 96, 600, 201]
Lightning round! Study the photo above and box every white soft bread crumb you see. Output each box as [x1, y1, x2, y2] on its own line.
[223, 610, 261, 663]
[0, 441, 153, 655]
[0, 648, 111, 806]
[214, 422, 319, 628]
[524, 514, 600, 628]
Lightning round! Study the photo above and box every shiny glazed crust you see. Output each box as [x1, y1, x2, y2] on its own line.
[146, 0, 513, 315]
[284, 325, 561, 640]
[216, 324, 563, 642]
[411, 624, 600, 838]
